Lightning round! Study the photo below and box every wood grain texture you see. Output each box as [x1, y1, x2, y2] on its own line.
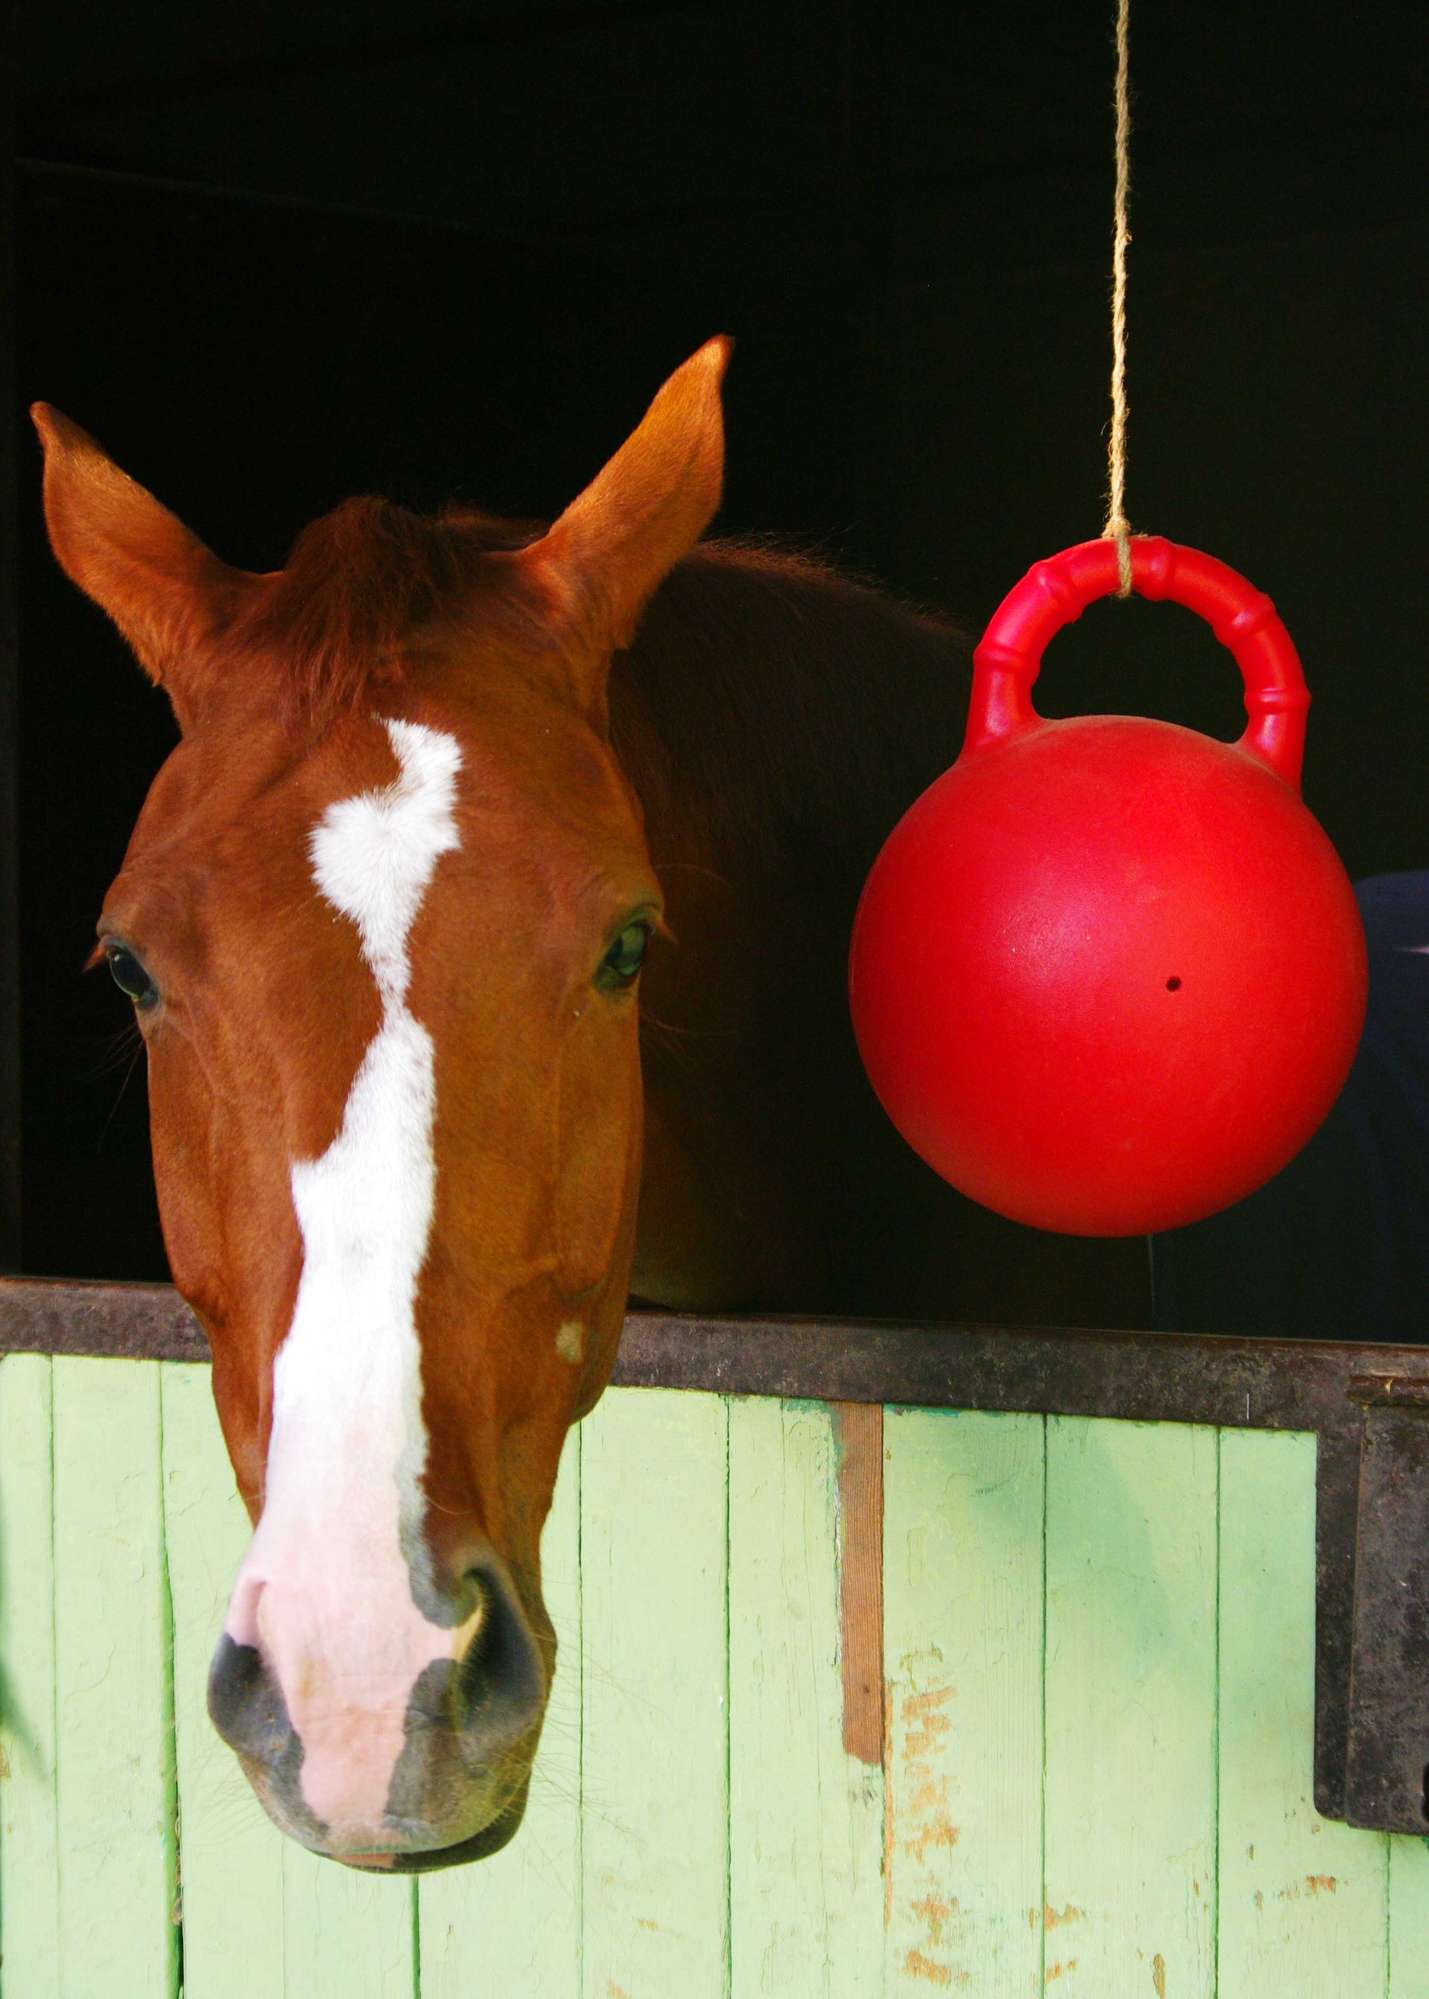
[1217, 1429, 1390, 1998]
[1043, 1416, 1218, 1997]
[1389, 1835, 1429, 1999]
[52, 1357, 178, 1999]
[161, 1362, 286, 1997]
[728, 1397, 884, 1997]
[0, 1354, 59, 1992]
[883, 1407, 1045, 1997]
[579, 1386, 730, 1998]
[420, 1427, 583, 1997]
[830, 1402, 884, 1766]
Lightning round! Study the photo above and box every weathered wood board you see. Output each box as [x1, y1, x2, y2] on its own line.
[0, 1358, 1423, 1996]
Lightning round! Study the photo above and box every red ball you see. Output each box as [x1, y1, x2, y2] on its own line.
[849, 538, 1368, 1236]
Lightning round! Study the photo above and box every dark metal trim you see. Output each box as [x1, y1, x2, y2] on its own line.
[6, 1277, 1425, 1428]
[0, 1277, 208, 1363]
[2, 1276, 1425, 1833]
[613, 1311, 1420, 1436]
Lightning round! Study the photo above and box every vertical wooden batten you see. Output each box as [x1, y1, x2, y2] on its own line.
[832, 1399, 885, 1767]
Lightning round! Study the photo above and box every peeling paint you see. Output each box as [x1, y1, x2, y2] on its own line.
[903, 1945, 953, 1985]
[885, 1714, 897, 1929]
[1044, 1958, 1079, 1983]
[894, 1668, 960, 1871]
[1152, 1951, 1166, 1997]
[902, 1683, 956, 1761]
[905, 1815, 960, 1864]
[1274, 1873, 1339, 1903]
[1044, 1903, 1082, 1929]
[903, 1686, 956, 1719]
[910, 1891, 958, 1946]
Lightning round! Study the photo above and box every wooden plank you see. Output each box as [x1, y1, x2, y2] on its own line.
[419, 1427, 583, 1997]
[279, 1850, 415, 1999]
[161, 1360, 416, 1998]
[52, 1356, 177, 1998]
[1218, 1428, 1390, 1998]
[161, 1361, 286, 1996]
[1390, 1834, 1429, 1999]
[0, 1354, 59, 1987]
[579, 1386, 729, 1997]
[883, 1407, 1044, 1996]
[1043, 1415, 1218, 1996]
[727, 1397, 884, 1997]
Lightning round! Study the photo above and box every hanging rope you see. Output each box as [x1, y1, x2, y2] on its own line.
[1103, 0, 1133, 595]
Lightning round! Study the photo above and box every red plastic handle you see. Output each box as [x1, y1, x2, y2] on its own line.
[963, 536, 1310, 791]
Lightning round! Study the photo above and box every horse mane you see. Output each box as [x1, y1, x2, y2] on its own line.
[237, 492, 971, 884]
[614, 540, 972, 888]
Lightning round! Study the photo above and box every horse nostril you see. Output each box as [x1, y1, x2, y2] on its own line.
[207, 1633, 328, 1846]
[450, 1565, 492, 1637]
[390, 1556, 545, 1809]
[453, 1564, 544, 1733]
[207, 1623, 311, 1799]
[208, 1634, 294, 1765]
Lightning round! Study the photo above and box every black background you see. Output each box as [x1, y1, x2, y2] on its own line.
[14, 1, 1429, 1286]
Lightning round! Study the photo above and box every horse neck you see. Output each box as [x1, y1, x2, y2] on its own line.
[610, 544, 974, 1314]
[613, 542, 970, 888]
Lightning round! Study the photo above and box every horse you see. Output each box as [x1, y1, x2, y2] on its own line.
[32, 341, 1146, 1872]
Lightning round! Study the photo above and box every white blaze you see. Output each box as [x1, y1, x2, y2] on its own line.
[224, 717, 472, 1843]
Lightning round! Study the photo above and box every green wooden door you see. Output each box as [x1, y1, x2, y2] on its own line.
[1, 1353, 1426, 1996]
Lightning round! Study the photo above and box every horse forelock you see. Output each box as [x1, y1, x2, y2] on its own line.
[228, 498, 548, 728]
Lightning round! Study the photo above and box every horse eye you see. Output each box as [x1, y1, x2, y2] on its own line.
[598, 922, 651, 990]
[105, 944, 159, 1010]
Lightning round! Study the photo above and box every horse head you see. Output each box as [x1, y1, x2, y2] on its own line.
[33, 339, 729, 1869]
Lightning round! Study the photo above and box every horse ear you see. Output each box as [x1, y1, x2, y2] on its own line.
[32, 403, 249, 732]
[517, 338, 731, 707]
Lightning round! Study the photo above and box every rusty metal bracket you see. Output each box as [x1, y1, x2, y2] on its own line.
[3, 1277, 1429, 1832]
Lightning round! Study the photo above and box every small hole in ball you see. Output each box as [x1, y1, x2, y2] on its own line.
[1166, 976, 1182, 991]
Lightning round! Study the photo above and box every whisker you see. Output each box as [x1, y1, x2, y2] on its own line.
[650, 860, 734, 893]
[76, 1018, 145, 1085]
[638, 1007, 739, 1044]
[95, 1033, 147, 1152]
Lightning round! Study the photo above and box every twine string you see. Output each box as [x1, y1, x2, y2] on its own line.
[1103, 0, 1133, 596]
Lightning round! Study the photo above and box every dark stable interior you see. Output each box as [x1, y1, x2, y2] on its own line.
[10, 3, 1429, 1317]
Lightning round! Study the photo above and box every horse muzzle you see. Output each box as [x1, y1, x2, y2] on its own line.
[207, 1545, 548, 1865]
